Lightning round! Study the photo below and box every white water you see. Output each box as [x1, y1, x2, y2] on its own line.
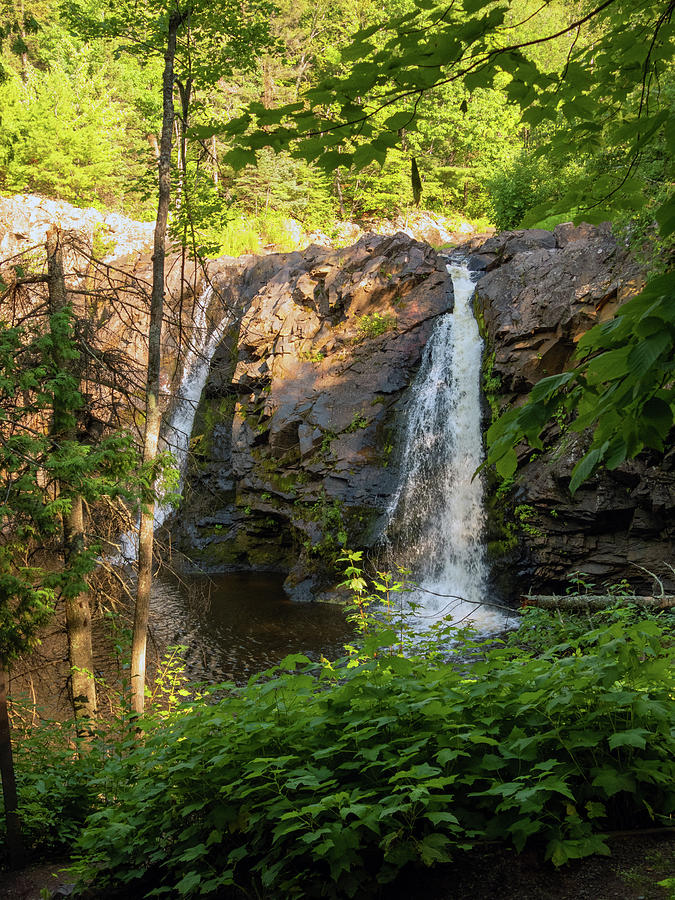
[117, 284, 231, 562]
[385, 262, 509, 633]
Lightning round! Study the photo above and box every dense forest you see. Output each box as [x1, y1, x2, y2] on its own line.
[3, 0, 668, 238]
[0, 0, 673, 896]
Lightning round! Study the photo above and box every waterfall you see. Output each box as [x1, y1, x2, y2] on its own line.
[385, 262, 508, 633]
[117, 283, 231, 561]
[155, 284, 223, 529]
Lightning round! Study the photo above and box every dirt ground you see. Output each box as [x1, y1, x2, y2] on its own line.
[394, 832, 675, 900]
[1, 832, 673, 899]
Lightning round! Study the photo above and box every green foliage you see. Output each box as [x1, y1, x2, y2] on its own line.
[300, 493, 348, 558]
[3, 553, 674, 889]
[91, 223, 117, 258]
[1, 639, 197, 862]
[485, 270, 675, 492]
[355, 311, 396, 340]
[0, 290, 153, 665]
[0, 63, 123, 204]
[486, 152, 560, 232]
[346, 411, 368, 432]
[60, 602, 674, 897]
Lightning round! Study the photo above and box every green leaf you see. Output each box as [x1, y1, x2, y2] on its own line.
[591, 767, 636, 797]
[495, 447, 518, 479]
[627, 332, 671, 373]
[640, 397, 673, 440]
[223, 147, 257, 170]
[585, 348, 630, 385]
[608, 729, 649, 751]
[352, 143, 387, 169]
[279, 653, 311, 670]
[419, 832, 452, 865]
[176, 871, 202, 895]
[569, 446, 605, 494]
[655, 194, 675, 237]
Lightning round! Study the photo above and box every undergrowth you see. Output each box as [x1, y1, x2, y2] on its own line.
[2, 569, 674, 898]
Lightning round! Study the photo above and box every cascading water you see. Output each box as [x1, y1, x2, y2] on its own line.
[117, 283, 231, 561]
[155, 284, 224, 529]
[385, 261, 509, 633]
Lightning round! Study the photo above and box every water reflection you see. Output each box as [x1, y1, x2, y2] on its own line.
[148, 572, 354, 684]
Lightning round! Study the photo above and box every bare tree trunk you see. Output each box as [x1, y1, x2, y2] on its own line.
[262, 57, 273, 107]
[46, 228, 97, 726]
[211, 134, 219, 187]
[0, 660, 24, 868]
[522, 595, 675, 611]
[18, 0, 29, 81]
[131, 12, 180, 718]
[147, 133, 160, 162]
[334, 168, 345, 219]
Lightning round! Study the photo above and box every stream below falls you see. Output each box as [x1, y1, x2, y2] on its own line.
[147, 572, 355, 685]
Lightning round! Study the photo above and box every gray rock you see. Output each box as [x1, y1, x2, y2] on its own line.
[172, 232, 452, 594]
[476, 223, 673, 597]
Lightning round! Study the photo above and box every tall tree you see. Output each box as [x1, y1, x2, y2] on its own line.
[64, 0, 275, 714]
[0, 239, 151, 847]
[46, 228, 97, 724]
[132, 6, 182, 719]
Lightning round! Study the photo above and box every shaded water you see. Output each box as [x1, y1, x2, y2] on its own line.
[148, 572, 354, 684]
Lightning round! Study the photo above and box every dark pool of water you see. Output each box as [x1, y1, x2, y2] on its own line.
[148, 572, 355, 684]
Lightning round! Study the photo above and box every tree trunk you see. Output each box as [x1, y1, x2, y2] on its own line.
[131, 12, 180, 718]
[63, 496, 97, 723]
[211, 134, 219, 187]
[46, 228, 97, 726]
[334, 168, 346, 219]
[0, 660, 24, 868]
[521, 595, 674, 611]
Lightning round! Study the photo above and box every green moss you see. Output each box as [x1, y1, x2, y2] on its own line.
[481, 349, 502, 422]
[346, 412, 368, 432]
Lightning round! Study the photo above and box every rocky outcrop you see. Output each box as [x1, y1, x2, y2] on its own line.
[473, 224, 674, 597]
[172, 232, 452, 598]
[0, 194, 155, 262]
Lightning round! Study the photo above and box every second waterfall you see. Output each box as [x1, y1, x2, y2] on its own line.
[385, 261, 507, 632]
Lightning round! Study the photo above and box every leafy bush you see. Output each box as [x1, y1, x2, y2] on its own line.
[64, 609, 675, 898]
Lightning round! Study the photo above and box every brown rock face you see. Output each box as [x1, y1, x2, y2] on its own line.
[173, 233, 452, 598]
[474, 225, 674, 597]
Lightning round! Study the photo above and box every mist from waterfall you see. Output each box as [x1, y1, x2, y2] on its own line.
[385, 262, 507, 632]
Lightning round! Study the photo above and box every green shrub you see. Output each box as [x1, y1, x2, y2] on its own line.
[66, 608, 674, 898]
[355, 312, 397, 340]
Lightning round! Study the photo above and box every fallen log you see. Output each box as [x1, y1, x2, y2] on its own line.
[520, 594, 675, 611]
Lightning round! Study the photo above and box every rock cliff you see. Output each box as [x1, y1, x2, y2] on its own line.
[171, 232, 452, 598]
[3, 194, 670, 600]
[472, 224, 674, 597]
